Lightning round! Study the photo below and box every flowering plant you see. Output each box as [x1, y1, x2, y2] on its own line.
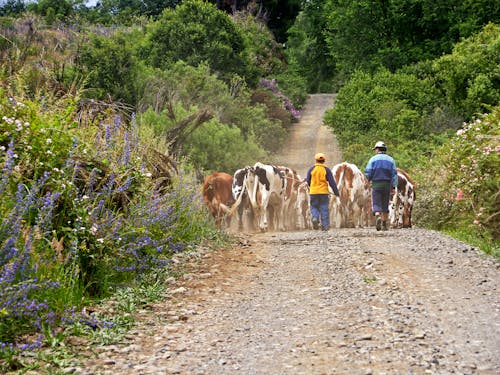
[414, 106, 499, 250]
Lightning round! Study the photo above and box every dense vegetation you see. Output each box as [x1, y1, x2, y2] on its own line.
[0, 0, 498, 371]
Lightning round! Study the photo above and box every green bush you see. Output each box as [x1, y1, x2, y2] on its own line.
[414, 107, 500, 254]
[433, 23, 500, 119]
[142, 0, 259, 85]
[78, 32, 141, 105]
[323, 68, 445, 169]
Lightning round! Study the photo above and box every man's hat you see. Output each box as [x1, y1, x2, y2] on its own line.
[372, 141, 386, 150]
[315, 153, 326, 161]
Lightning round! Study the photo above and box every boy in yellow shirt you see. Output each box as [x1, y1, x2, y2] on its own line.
[306, 153, 340, 231]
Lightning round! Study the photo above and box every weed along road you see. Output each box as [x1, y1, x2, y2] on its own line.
[79, 95, 499, 374]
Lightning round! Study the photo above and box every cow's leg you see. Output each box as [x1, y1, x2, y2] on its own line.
[237, 203, 244, 230]
[278, 203, 286, 231]
[397, 194, 404, 228]
[389, 193, 398, 228]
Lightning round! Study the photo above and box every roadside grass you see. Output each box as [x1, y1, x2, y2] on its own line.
[1, 233, 234, 374]
[443, 228, 500, 260]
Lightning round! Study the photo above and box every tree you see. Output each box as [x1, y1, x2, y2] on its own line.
[0, 0, 26, 16]
[78, 32, 140, 104]
[27, 0, 74, 22]
[433, 23, 500, 119]
[285, 0, 337, 92]
[142, 0, 259, 85]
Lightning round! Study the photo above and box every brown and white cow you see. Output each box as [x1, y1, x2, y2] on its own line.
[330, 162, 372, 228]
[202, 172, 234, 228]
[296, 180, 312, 229]
[277, 166, 303, 230]
[231, 162, 286, 232]
[389, 168, 416, 228]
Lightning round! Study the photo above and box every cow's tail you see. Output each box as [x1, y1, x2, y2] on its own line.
[228, 174, 247, 217]
[336, 168, 346, 193]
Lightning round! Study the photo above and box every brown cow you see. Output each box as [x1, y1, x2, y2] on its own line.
[202, 172, 234, 228]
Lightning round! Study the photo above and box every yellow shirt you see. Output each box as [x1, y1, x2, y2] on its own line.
[309, 164, 330, 194]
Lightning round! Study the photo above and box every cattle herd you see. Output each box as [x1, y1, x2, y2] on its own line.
[202, 162, 416, 232]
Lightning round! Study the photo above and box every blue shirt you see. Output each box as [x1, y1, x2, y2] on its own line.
[365, 153, 398, 188]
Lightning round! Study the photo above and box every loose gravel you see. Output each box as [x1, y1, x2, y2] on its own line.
[77, 227, 499, 375]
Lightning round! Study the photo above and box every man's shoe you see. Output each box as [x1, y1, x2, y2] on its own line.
[375, 216, 382, 231]
[382, 221, 388, 231]
[312, 218, 319, 230]
[321, 226, 329, 231]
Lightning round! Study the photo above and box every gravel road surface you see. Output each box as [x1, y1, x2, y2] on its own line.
[74, 95, 499, 375]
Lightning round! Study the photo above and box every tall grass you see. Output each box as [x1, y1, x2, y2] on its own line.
[0, 90, 221, 361]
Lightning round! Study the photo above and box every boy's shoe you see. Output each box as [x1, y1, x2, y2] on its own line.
[375, 216, 382, 231]
[382, 221, 388, 231]
[312, 218, 319, 230]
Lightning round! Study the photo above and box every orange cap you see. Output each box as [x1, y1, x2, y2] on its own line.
[315, 153, 326, 161]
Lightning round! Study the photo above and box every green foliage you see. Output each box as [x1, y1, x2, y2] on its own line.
[28, 0, 73, 23]
[0, 1, 26, 17]
[137, 62, 291, 170]
[77, 31, 141, 104]
[188, 118, 267, 173]
[138, 104, 268, 173]
[433, 23, 500, 119]
[323, 68, 444, 168]
[285, 1, 338, 92]
[285, 0, 500, 90]
[413, 108, 500, 253]
[142, 0, 259, 85]
[233, 13, 286, 77]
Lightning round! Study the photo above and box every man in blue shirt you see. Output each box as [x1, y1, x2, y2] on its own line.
[365, 141, 398, 231]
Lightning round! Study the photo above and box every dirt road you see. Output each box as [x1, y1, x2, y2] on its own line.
[274, 93, 341, 177]
[78, 95, 499, 375]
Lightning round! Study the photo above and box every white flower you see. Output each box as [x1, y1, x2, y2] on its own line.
[46, 138, 52, 144]
[14, 165, 20, 172]
[46, 150, 53, 155]
[90, 224, 98, 235]
[97, 238, 104, 243]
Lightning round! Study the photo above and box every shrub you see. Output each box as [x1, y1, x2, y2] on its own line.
[0, 91, 215, 353]
[414, 107, 500, 254]
[433, 23, 500, 120]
